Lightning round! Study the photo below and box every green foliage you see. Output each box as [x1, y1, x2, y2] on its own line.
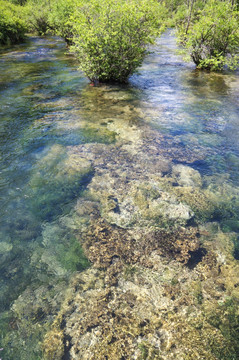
[24, 0, 52, 35]
[172, 3, 188, 27]
[48, 0, 76, 43]
[9, 0, 27, 5]
[70, 0, 166, 83]
[0, 0, 27, 45]
[179, 0, 239, 70]
[163, 0, 206, 28]
[163, 0, 185, 13]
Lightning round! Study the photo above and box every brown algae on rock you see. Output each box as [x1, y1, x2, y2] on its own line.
[17, 119, 239, 359]
[43, 228, 239, 359]
[40, 125, 239, 359]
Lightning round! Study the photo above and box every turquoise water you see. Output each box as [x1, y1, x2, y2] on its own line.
[0, 31, 239, 358]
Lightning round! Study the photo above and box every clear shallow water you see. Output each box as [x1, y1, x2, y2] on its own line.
[133, 34, 239, 181]
[0, 30, 239, 358]
[0, 37, 90, 306]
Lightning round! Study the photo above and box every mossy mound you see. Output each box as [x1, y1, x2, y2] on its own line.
[39, 221, 90, 275]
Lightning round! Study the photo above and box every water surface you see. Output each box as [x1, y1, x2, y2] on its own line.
[0, 30, 239, 359]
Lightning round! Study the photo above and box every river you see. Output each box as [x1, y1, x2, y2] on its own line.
[0, 30, 239, 359]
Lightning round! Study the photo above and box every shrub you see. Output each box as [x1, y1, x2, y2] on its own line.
[0, 0, 27, 45]
[179, 0, 239, 71]
[48, 0, 76, 44]
[24, 0, 52, 35]
[70, 0, 165, 83]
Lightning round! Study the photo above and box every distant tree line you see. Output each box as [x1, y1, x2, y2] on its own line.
[0, 0, 238, 80]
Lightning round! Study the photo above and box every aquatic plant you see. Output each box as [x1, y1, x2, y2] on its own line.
[205, 297, 239, 360]
[41, 221, 90, 274]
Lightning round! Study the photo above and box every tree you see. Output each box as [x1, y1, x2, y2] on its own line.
[180, 0, 239, 70]
[70, 0, 166, 83]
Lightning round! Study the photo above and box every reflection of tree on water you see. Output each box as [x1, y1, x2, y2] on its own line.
[186, 69, 231, 94]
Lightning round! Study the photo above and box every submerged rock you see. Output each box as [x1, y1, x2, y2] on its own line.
[28, 144, 94, 220]
[4, 94, 239, 359]
[40, 123, 239, 359]
[171, 164, 202, 188]
[78, 218, 200, 269]
[43, 228, 239, 360]
[0, 241, 13, 254]
[2, 280, 67, 360]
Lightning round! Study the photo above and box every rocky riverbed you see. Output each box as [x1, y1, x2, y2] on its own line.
[7, 113, 239, 360]
[1, 33, 239, 360]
